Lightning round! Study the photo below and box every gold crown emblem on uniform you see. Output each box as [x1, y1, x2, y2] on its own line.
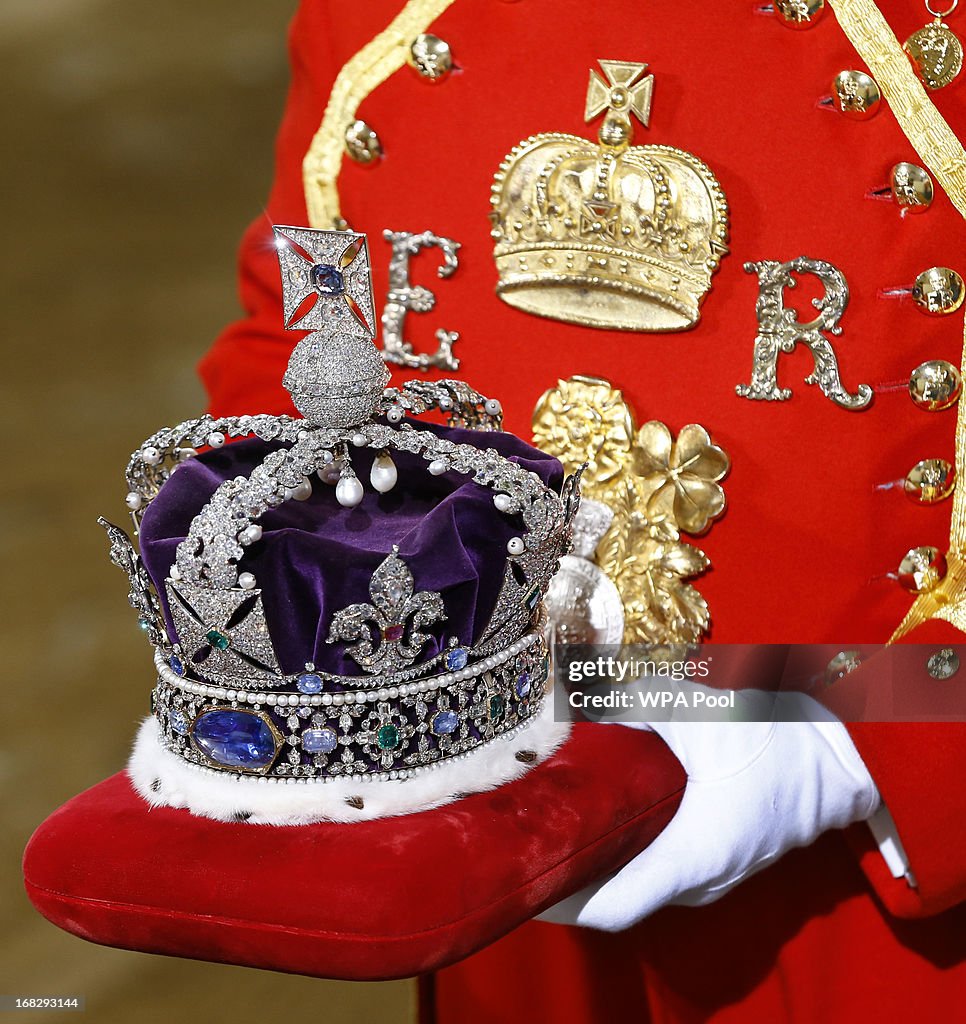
[489, 60, 730, 332]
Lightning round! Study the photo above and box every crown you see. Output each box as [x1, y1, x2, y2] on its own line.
[101, 227, 579, 823]
[490, 60, 730, 332]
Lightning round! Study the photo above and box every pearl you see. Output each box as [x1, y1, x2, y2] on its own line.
[321, 693, 333, 705]
[370, 452, 398, 493]
[322, 450, 334, 464]
[177, 447, 197, 461]
[333, 693, 345, 706]
[388, 687, 399, 698]
[318, 462, 341, 485]
[240, 524, 263, 545]
[141, 446, 161, 466]
[238, 572, 257, 590]
[429, 459, 448, 476]
[484, 398, 502, 416]
[494, 493, 513, 513]
[507, 536, 525, 555]
[438, 397, 452, 411]
[125, 491, 143, 511]
[386, 405, 405, 424]
[207, 431, 226, 448]
[291, 478, 313, 501]
[352, 432, 368, 447]
[336, 475, 364, 507]
[169, 565, 181, 581]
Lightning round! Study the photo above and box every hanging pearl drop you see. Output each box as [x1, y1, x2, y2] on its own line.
[291, 478, 313, 501]
[318, 462, 342, 485]
[370, 452, 398, 493]
[238, 572, 257, 590]
[336, 475, 365, 508]
[125, 491, 143, 511]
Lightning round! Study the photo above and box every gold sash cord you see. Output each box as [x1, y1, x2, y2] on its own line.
[827, 0, 966, 638]
[301, 0, 457, 229]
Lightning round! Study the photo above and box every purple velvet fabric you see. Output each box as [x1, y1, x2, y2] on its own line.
[139, 421, 562, 677]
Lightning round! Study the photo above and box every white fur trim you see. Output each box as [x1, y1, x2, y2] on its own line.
[127, 697, 571, 825]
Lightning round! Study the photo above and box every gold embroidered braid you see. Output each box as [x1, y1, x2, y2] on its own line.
[302, 0, 457, 229]
[828, 0, 966, 217]
[826, 1, 966, 637]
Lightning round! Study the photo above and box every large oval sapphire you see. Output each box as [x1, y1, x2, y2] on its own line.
[191, 710, 277, 770]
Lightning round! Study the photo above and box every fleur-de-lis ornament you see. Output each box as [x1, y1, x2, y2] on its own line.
[327, 547, 447, 673]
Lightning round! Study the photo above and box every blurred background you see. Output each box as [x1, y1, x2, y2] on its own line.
[0, 1, 411, 1020]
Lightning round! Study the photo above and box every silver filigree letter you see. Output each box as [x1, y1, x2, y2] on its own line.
[737, 256, 872, 410]
[381, 229, 461, 371]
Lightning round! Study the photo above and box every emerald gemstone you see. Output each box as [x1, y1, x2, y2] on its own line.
[377, 724, 400, 750]
[206, 629, 230, 651]
[489, 695, 505, 720]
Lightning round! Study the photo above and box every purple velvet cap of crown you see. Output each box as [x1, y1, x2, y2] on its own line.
[139, 422, 563, 678]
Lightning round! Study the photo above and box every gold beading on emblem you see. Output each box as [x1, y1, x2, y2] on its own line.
[533, 377, 729, 644]
[490, 60, 729, 332]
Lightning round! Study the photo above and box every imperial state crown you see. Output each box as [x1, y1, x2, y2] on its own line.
[490, 60, 730, 331]
[100, 227, 580, 825]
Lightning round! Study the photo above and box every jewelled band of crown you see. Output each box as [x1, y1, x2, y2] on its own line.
[490, 60, 729, 332]
[153, 629, 550, 781]
[101, 226, 579, 783]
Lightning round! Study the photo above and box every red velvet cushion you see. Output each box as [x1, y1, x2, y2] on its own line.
[23, 723, 684, 980]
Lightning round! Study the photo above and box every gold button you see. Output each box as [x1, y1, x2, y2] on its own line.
[904, 458, 956, 504]
[775, 0, 825, 28]
[344, 120, 382, 164]
[889, 162, 934, 213]
[909, 359, 962, 410]
[832, 70, 881, 119]
[912, 266, 965, 315]
[926, 648, 960, 679]
[897, 545, 947, 593]
[825, 649, 862, 686]
[408, 33, 453, 80]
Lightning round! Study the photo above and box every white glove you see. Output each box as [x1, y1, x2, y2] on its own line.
[538, 687, 881, 932]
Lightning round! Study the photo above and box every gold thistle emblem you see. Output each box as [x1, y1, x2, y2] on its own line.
[490, 60, 729, 332]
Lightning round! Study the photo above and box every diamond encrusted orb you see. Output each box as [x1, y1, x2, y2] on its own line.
[284, 330, 390, 428]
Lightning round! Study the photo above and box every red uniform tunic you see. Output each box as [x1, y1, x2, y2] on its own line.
[200, 1, 966, 1019]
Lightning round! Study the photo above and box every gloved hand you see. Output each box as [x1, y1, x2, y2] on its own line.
[538, 687, 881, 931]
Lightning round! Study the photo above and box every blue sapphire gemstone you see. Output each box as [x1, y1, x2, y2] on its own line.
[515, 672, 532, 699]
[311, 263, 345, 296]
[170, 708, 190, 736]
[297, 672, 323, 694]
[445, 647, 469, 671]
[432, 710, 459, 736]
[191, 710, 277, 770]
[302, 727, 338, 754]
[169, 655, 185, 677]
